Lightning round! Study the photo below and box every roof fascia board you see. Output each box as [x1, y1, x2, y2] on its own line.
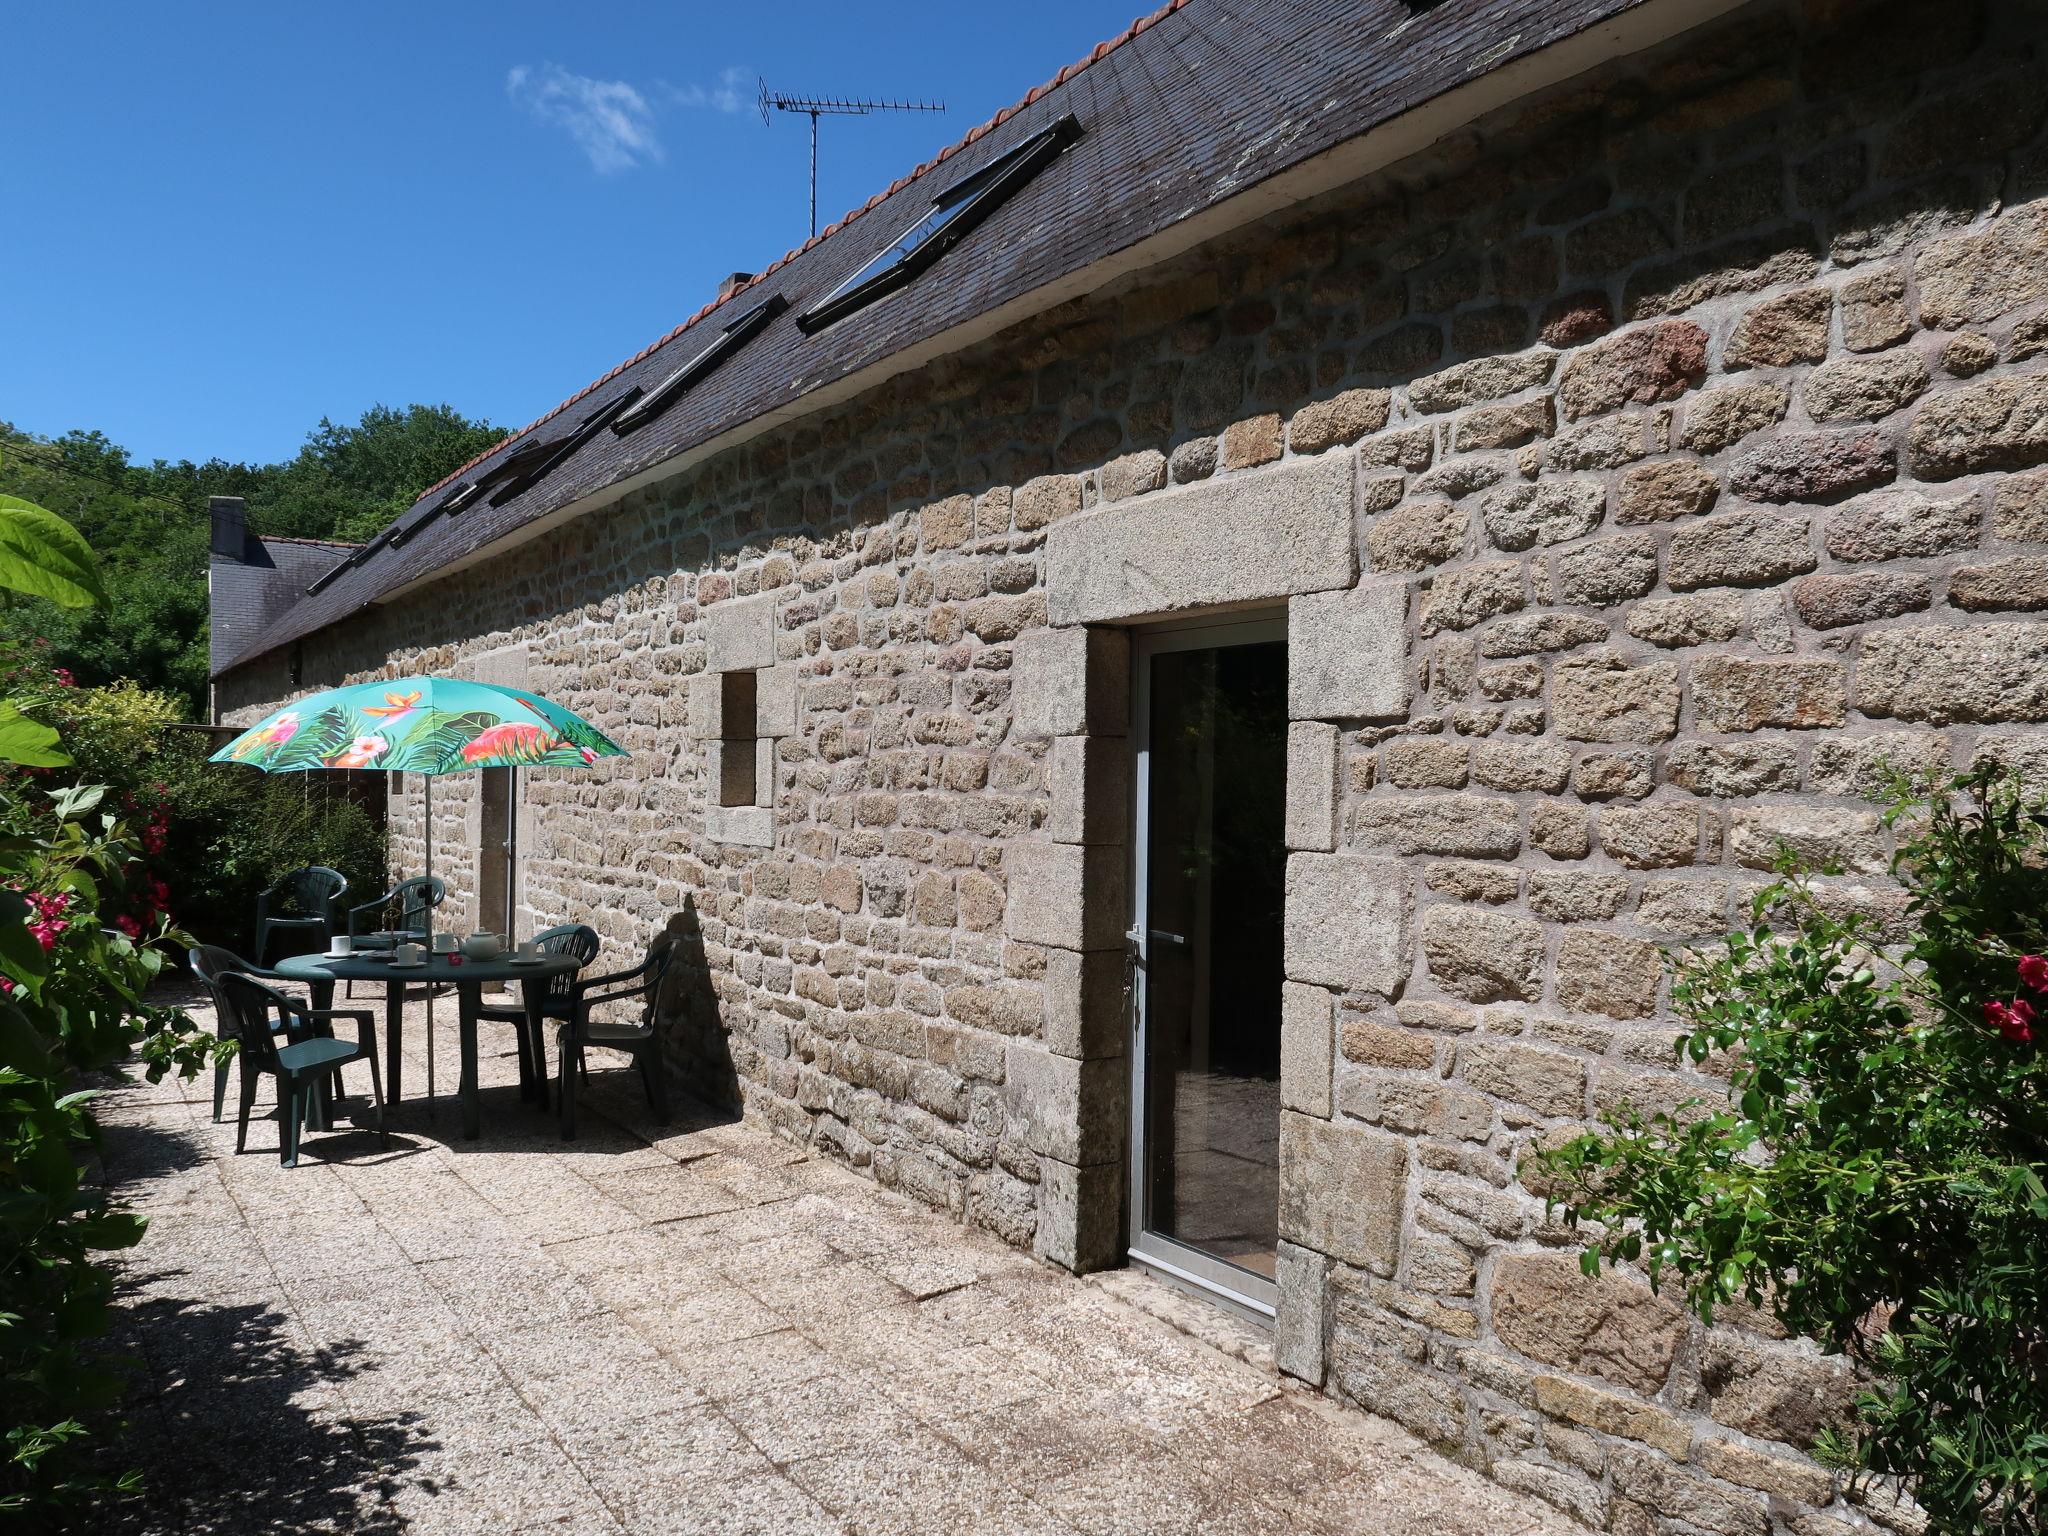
[259, 0, 1753, 641]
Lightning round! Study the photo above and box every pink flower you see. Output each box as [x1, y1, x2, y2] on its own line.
[113, 914, 142, 939]
[1987, 999, 2037, 1044]
[51, 668, 74, 687]
[2020, 955, 2048, 995]
[29, 918, 66, 951]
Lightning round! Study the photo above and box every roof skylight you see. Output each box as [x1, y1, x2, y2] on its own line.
[487, 385, 645, 507]
[611, 294, 788, 437]
[796, 114, 1082, 335]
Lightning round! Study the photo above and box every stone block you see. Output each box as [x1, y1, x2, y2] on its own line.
[1908, 374, 2048, 478]
[1556, 320, 1709, 420]
[1384, 738, 1470, 788]
[1553, 651, 1681, 743]
[1042, 947, 1125, 1060]
[753, 736, 775, 808]
[1724, 286, 1830, 368]
[702, 591, 776, 671]
[1423, 908, 1545, 1003]
[1365, 497, 1468, 572]
[1860, 625, 2048, 725]
[1004, 1044, 1124, 1166]
[1600, 803, 1701, 869]
[1826, 488, 1978, 563]
[1617, 458, 1720, 524]
[1546, 532, 1659, 606]
[1804, 351, 1929, 423]
[1013, 626, 1129, 738]
[1789, 571, 1929, 629]
[1700, 1334, 1858, 1448]
[1004, 841, 1126, 951]
[1667, 512, 1816, 590]
[1409, 352, 1555, 414]
[1952, 556, 2048, 613]
[1050, 735, 1130, 845]
[1683, 380, 1790, 455]
[1288, 582, 1409, 720]
[755, 664, 800, 737]
[1274, 1240, 1331, 1384]
[1809, 732, 1950, 797]
[1730, 430, 1896, 503]
[1285, 721, 1340, 851]
[1279, 1112, 1406, 1272]
[1555, 930, 1663, 1019]
[1731, 806, 1886, 874]
[1533, 1374, 1692, 1456]
[1627, 591, 1745, 648]
[1283, 853, 1411, 996]
[1354, 795, 1521, 859]
[1281, 982, 1335, 1118]
[705, 804, 773, 848]
[1421, 562, 1525, 635]
[1288, 388, 1391, 455]
[1046, 453, 1355, 625]
[1694, 656, 1847, 731]
[1035, 1158, 1123, 1273]
[686, 673, 724, 740]
[1914, 200, 2048, 329]
[1491, 1252, 1686, 1392]
[1458, 1035, 1585, 1115]
[1994, 469, 2048, 542]
[1482, 480, 1606, 551]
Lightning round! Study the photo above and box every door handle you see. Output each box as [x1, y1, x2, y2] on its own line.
[1147, 928, 1189, 947]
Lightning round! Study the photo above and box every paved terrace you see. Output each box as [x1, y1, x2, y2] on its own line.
[94, 982, 1581, 1535]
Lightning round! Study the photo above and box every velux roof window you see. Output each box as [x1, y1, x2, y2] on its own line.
[796, 113, 1082, 335]
[611, 293, 787, 437]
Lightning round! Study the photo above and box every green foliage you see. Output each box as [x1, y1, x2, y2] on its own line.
[0, 405, 504, 714]
[1533, 766, 2048, 1535]
[0, 484, 217, 1522]
[151, 740, 386, 952]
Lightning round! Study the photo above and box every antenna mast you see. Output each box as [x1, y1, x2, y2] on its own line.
[759, 80, 946, 238]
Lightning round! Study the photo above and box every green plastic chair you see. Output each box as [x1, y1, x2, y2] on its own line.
[476, 923, 598, 1100]
[218, 972, 387, 1166]
[556, 934, 675, 1140]
[345, 875, 445, 944]
[253, 865, 348, 964]
[188, 944, 319, 1122]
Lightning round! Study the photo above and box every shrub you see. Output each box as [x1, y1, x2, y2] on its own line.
[1534, 765, 2048, 1535]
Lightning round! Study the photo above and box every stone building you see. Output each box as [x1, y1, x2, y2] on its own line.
[211, 0, 2048, 1529]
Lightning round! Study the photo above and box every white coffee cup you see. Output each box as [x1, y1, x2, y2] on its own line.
[517, 939, 542, 959]
[395, 941, 425, 965]
[328, 935, 353, 957]
[430, 931, 456, 954]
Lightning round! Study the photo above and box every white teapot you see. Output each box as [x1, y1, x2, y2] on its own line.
[461, 931, 505, 960]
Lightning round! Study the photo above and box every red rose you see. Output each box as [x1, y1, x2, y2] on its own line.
[2020, 954, 2048, 995]
[1987, 999, 2036, 1044]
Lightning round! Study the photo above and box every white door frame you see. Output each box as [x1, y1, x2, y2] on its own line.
[1127, 610, 1287, 1324]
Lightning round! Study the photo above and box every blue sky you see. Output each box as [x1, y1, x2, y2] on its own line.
[6, 1, 1137, 466]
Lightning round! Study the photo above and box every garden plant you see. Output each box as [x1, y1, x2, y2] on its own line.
[1536, 766, 2048, 1536]
[0, 466, 219, 1524]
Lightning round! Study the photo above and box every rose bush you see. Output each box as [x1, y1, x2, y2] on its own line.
[1535, 765, 2048, 1536]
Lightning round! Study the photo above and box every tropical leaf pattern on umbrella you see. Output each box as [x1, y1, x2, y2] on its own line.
[213, 677, 624, 775]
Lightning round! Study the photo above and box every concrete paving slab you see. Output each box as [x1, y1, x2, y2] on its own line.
[96, 986, 1586, 1535]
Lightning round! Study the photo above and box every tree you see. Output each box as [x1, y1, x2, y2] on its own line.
[0, 405, 504, 715]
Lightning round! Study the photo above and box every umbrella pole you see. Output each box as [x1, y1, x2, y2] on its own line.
[424, 774, 436, 1103]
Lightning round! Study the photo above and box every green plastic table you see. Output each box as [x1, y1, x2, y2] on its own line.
[272, 950, 583, 1140]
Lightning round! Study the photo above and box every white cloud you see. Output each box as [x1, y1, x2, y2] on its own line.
[506, 63, 665, 174]
[663, 66, 751, 115]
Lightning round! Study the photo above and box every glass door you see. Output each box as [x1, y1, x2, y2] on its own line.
[1128, 615, 1288, 1319]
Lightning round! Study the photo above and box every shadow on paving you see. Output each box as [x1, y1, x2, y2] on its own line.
[81, 1101, 439, 1533]
[96, 1275, 438, 1535]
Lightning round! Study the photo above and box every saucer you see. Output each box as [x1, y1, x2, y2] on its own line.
[387, 960, 428, 970]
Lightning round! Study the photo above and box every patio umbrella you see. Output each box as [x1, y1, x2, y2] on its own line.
[211, 677, 625, 1096]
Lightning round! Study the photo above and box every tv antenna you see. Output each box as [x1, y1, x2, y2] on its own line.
[759, 80, 946, 238]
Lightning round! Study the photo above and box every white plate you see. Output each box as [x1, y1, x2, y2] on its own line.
[387, 961, 428, 970]
[507, 957, 547, 966]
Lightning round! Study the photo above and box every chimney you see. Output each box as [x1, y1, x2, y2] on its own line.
[716, 271, 753, 302]
[209, 496, 248, 560]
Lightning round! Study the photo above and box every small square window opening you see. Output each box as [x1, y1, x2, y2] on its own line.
[718, 670, 758, 808]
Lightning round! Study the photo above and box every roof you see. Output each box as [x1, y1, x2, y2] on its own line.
[208, 533, 356, 676]
[219, 0, 1664, 677]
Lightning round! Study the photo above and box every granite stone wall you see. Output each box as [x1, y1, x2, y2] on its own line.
[219, 1, 2048, 1529]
